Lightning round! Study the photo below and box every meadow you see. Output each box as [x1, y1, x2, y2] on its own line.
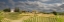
[0, 11, 64, 22]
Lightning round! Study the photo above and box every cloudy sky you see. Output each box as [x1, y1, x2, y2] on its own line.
[0, 0, 63, 12]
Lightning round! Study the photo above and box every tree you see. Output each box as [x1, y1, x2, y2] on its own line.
[52, 11, 57, 15]
[3, 8, 10, 12]
[14, 7, 19, 12]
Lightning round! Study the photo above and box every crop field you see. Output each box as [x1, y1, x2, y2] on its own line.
[0, 12, 64, 22]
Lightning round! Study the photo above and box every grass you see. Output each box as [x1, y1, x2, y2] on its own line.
[3, 12, 24, 20]
[56, 15, 64, 22]
[23, 16, 58, 22]
[23, 15, 64, 22]
[1, 19, 11, 22]
[0, 11, 5, 22]
[0, 11, 64, 22]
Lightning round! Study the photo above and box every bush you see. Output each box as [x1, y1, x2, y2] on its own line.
[21, 10, 27, 13]
[57, 12, 64, 15]
[52, 11, 57, 15]
[3, 8, 10, 12]
[14, 7, 19, 12]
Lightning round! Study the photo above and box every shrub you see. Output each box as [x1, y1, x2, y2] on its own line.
[3, 8, 10, 12]
[21, 10, 27, 13]
[52, 11, 57, 15]
[14, 7, 19, 12]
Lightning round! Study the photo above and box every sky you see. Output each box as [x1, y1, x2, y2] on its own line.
[0, 0, 63, 12]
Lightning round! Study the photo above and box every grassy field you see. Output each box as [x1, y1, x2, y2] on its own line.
[23, 15, 64, 22]
[23, 16, 57, 22]
[0, 12, 64, 22]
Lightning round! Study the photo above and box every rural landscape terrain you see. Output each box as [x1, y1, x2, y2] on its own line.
[0, 0, 64, 22]
[0, 10, 64, 22]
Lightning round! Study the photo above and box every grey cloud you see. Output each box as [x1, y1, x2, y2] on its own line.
[15, 1, 63, 12]
[0, 2, 6, 10]
[0, 0, 62, 12]
[5, 0, 62, 12]
[8, 0, 15, 9]
[62, 0, 64, 4]
[32, 0, 62, 3]
[60, 4, 64, 8]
